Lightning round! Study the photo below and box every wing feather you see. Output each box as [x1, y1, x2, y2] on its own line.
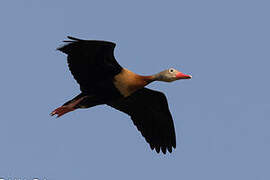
[107, 88, 176, 154]
[57, 36, 122, 93]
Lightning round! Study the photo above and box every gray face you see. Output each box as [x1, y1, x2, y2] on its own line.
[157, 68, 180, 82]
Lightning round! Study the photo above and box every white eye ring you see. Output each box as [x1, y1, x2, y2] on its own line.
[169, 68, 174, 73]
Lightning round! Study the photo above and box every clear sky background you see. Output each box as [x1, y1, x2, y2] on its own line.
[0, 0, 269, 179]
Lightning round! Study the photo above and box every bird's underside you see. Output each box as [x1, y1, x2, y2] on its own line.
[51, 36, 178, 154]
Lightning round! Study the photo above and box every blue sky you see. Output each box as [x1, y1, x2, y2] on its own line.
[0, 0, 269, 179]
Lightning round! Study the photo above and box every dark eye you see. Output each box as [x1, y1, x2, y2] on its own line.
[169, 69, 174, 73]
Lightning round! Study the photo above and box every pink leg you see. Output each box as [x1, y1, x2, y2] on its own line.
[50, 106, 75, 118]
[51, 96, 85, 118]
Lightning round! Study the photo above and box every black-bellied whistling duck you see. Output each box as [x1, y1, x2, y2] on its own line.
[51, 36, 192, 154]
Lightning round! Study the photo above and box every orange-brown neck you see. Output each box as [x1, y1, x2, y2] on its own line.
[138, 75, 156, 85]
[113, 68, 155, 97]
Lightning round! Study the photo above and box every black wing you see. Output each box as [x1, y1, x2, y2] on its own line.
[107, 88, 176, 154]
[57, 36, 122, 93]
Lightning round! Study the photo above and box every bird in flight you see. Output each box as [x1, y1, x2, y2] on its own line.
[51, 36, 192, 154]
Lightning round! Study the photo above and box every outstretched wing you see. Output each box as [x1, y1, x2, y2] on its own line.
[57, 36, 122, 93]
[107, 88, 176, 154]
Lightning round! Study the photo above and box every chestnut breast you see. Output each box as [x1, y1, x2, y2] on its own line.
[113, 68, 148, 97]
